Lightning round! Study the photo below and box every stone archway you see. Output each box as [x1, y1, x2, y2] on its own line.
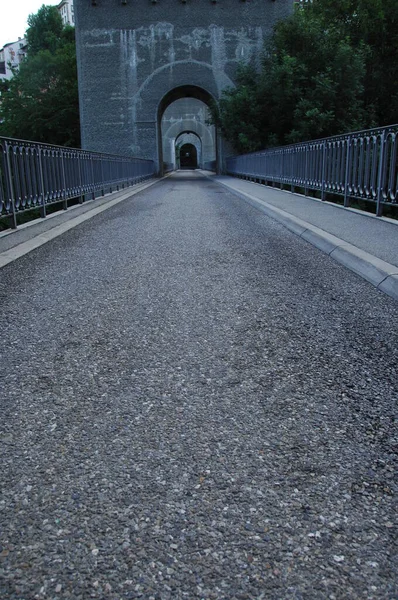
[74, 1, 294, 170]
[158, 85, 219, 175]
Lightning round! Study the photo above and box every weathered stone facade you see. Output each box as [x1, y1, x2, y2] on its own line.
[74, 0, 293, 171]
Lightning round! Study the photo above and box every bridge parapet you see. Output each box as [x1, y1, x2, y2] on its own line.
[226, 124, 398, 217]
[0, 137, 155, 229]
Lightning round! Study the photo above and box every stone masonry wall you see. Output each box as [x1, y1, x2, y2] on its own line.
[74, 0, 293, 169]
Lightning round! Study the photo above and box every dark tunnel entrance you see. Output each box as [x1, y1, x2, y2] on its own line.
[179, 143, 198, 169]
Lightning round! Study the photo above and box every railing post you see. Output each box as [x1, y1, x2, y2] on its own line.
[100, 157, 105, 196]
[376, 131, 386, 217]
[304, 145, 309, 196]
[60, 149, 68, 210]
[90, 155, 95, 199]
[5, 141, 17, 229]
[344, 137, 352, 208]
[38, 147, 47, 218]
[78, 154, 84, 203]
[290, 150, 294, 193]
[321, 141, 327, 201]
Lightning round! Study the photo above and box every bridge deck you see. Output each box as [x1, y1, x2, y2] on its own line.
[1, 171, 397, 598]
[211, 175, 398, 268]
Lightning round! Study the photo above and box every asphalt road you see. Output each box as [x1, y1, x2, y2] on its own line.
[1, 171, 397, 599]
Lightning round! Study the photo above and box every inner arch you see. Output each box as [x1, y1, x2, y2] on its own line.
[158, 86, 217, 174]
[175, 131, 202, 169]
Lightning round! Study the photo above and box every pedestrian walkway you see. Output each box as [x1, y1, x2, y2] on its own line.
[0, 177, 161, 268]
[203, 172, 398, 300]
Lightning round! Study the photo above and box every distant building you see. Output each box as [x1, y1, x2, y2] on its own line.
[0, 38, 27, 81]
[57, 0, 75, 26]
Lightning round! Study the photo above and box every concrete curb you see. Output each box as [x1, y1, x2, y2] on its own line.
[0, 177, 164, 269]
[208, 175, 398, 302]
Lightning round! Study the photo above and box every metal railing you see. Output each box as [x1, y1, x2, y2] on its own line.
[226, 125, 398, 216]
[203, 160, 217, 171]
[0, 137, 155, 229]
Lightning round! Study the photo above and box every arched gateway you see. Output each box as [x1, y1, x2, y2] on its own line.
[74, 0, 293, 173]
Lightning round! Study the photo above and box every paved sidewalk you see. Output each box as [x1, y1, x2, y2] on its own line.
[0, 178, 161, 267]
[204, 173, 398, 301]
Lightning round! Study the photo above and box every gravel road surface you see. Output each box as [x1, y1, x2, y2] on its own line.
[1, 171, 397, 599]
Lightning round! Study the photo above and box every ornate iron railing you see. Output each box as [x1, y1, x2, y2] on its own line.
[226, 125, 398, 216]
[0, 137, 155, 228]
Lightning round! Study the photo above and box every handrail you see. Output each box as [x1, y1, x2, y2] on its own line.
[226, 124, 398, 216]
[0, 137, 156, 229]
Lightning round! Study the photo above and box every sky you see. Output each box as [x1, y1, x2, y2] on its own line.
[0, 1, 60, 49]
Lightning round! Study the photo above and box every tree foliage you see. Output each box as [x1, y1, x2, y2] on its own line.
[0, 6, 80, 147]
[213, 0, 398, 153]
[26, 5, 64, 56]
[312, 0, 398, 126]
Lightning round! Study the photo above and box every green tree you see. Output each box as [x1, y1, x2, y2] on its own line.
[212, 65, 265, 154]
[0, 6, 80, 147]
[25, 5, 64, 56]
[312, 0, 398, 126]
[213, 0, 397, 153]
[262, 7, 366, 145]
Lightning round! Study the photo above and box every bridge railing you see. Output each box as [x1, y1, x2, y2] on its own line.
[203, 160, 217, 172]
[226, 124, 398, 217]
[0, 137, 156, 229]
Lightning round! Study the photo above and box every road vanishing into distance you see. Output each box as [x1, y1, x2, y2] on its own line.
[1, 171, 397, 599]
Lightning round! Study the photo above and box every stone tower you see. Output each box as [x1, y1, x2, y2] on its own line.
[74, 0, 293, 172]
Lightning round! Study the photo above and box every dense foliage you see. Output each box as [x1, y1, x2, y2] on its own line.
[25, 5, 65, 56]
[213, 0, 398, 153]
[0, 5, 80, 147]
